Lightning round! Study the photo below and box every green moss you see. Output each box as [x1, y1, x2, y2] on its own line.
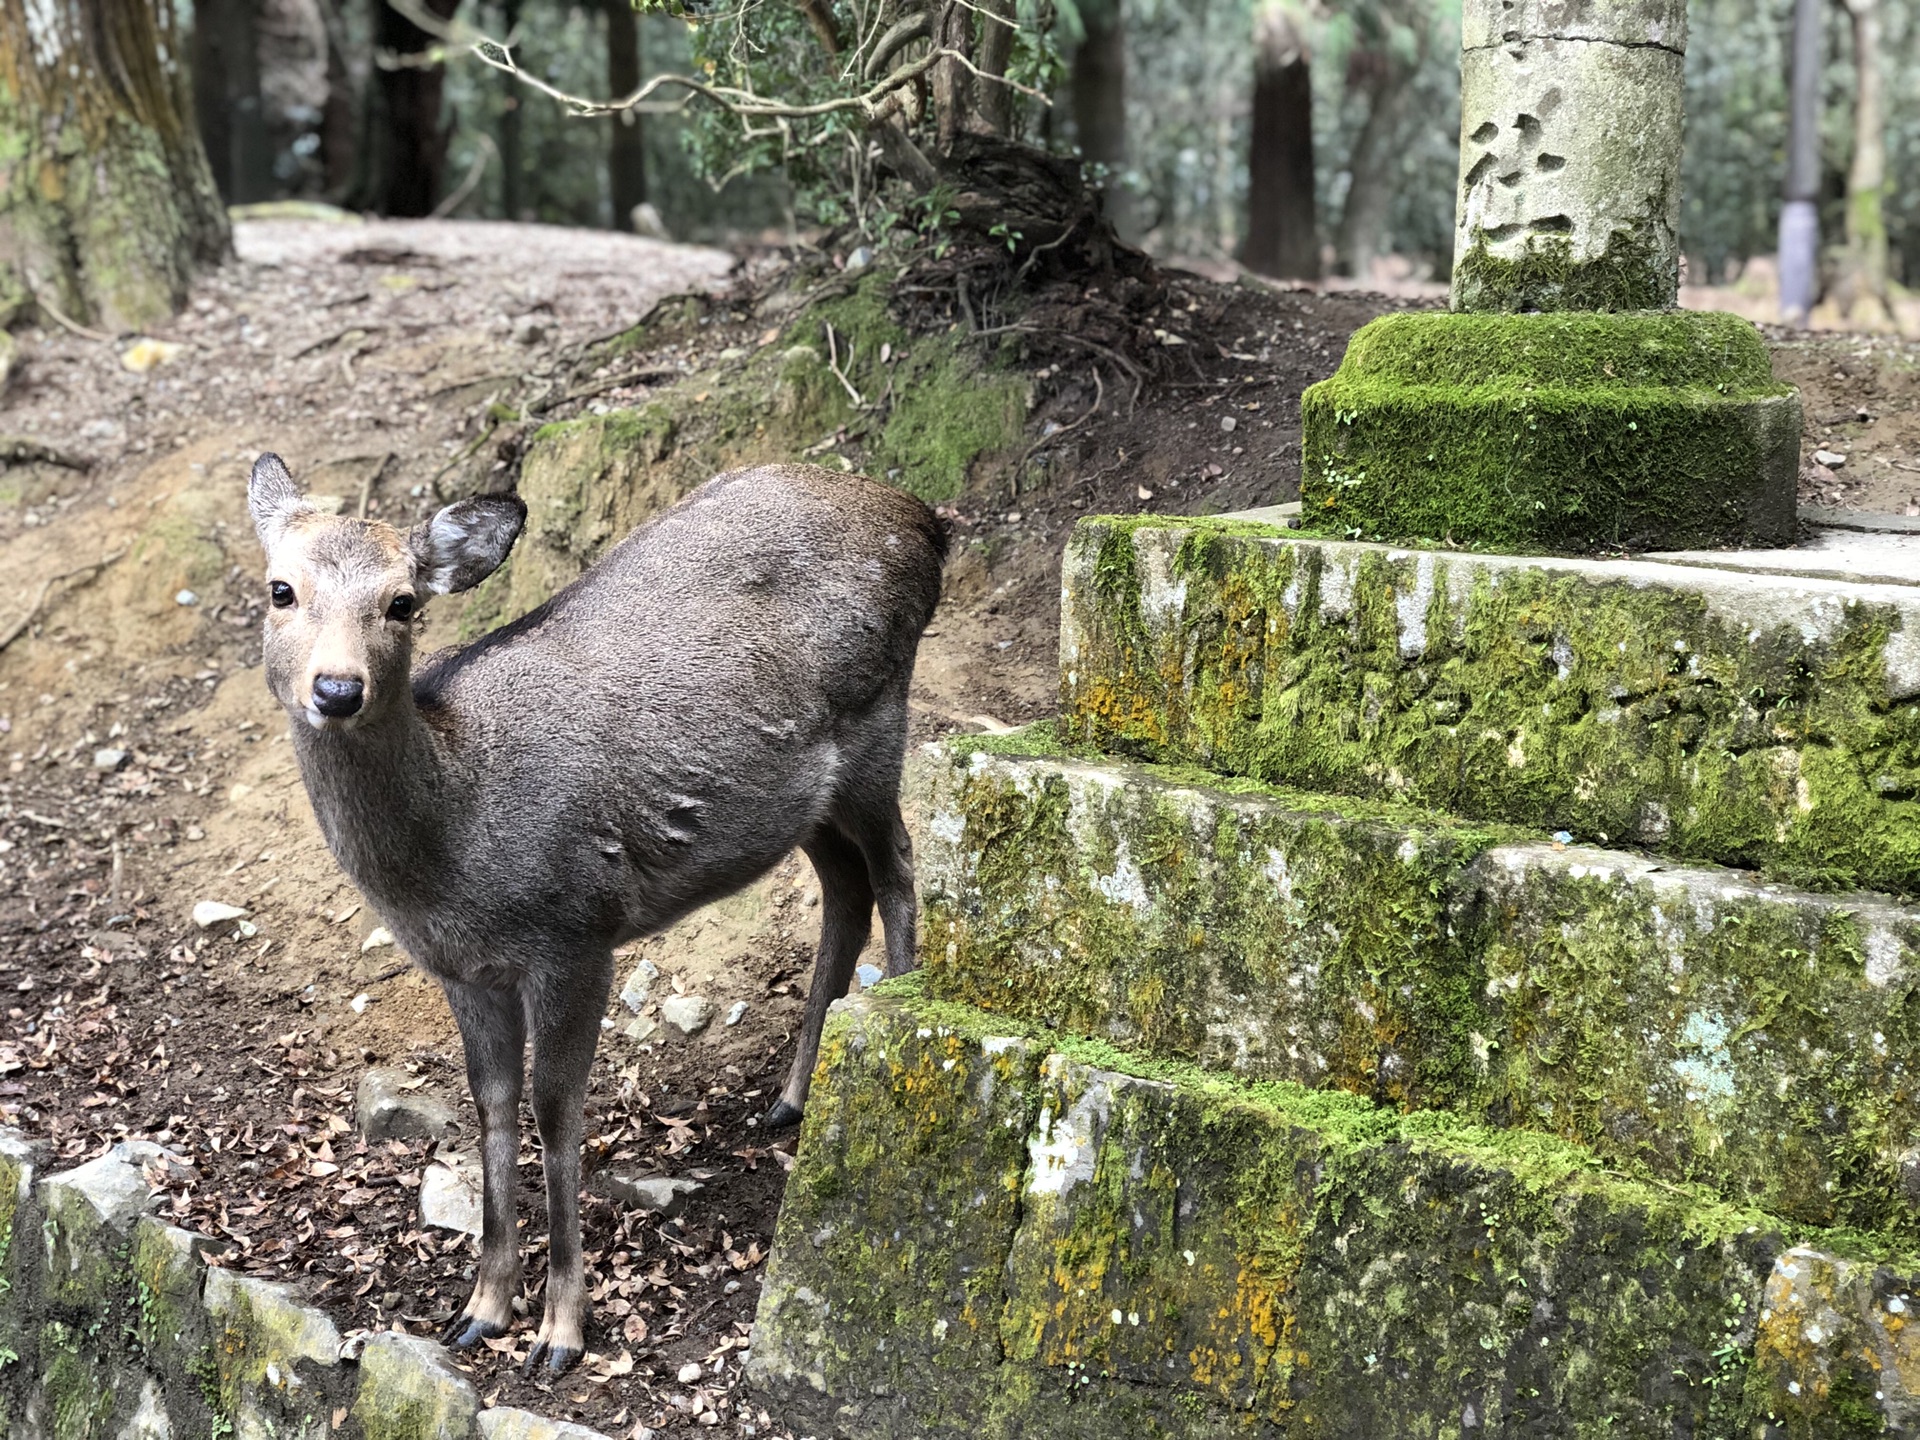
[453, 274, 1026, 636]
[38, 1322, 114, 1440]
[1299, 310, 1800, 553]
[759, 989, 1920, 1438]
[1452, 222, 1674, 313]
[1061, 521, 1920, 896]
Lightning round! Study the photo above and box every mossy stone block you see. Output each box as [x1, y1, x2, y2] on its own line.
[913, 740, 1920, 1233]
[911, 741, 1494, 1102]
[351, 1332, 479, 1440]
[1060, 516, 1920, 893]
[752, 989, 1920, 1437]
[37, 1156, 150, 1313]
[1299, 311, 1799, 552]
[747, 993, 1043, 1438]
[202, 1269, 343, 1440]
[129, 1218, 216, 1375]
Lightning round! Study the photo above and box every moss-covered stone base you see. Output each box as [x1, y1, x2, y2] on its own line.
[1060, 516, 1920, 895]
[1299, 311, 1799, 552]
[750, 988, 1920, 1439]
[911, 738, 1920, 1234]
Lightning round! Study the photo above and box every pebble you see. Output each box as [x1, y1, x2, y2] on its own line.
[844, 245, 874, 271]
[677, 1362, 704, 1384]
[855, 963, 884, 989]
[724, 1001, 749, 1027]
[601, 1173, 704, 1218]
[1220, 415, 1238, 433]
[175, 590, 199, 607]
[661, 995, 716, 1037]
[360, 926, 395, 953]
[356, 1066, 456, 1140]
[419, 1153, 484, 1236]
[1813, 449, 1847, 467]
[191, 900, 248, 929]
[92, 747, 129, 771]
[619, 958, 660, 1012]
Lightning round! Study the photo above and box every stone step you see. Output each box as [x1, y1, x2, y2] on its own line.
[749, 989, 1920, 1439]
[1059, 513, 1920, 895]
[909, 737, 1920, 1235]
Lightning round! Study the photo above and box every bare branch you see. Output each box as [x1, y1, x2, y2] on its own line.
[382, 0, 1003, 124]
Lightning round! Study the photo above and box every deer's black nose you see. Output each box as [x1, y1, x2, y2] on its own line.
[312, 675, 365, 717]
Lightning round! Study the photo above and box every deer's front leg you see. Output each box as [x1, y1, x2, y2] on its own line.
[523, 952, 613, 1375]
[442, 980, 526, 1349]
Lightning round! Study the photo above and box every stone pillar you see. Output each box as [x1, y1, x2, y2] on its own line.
[1451, 0, 1688, 312]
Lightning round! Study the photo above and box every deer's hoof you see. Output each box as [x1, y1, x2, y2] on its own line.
[763, 1099, 803, 1131]
[443, 1313, 507, 1350]
[524, 1336, 582, 1376]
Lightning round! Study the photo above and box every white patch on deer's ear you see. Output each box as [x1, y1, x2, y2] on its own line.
[410, 494, 527, 595]
[248, 453, 311, 547]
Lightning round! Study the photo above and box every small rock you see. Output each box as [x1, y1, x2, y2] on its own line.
[0, 331, 14, 391]
[175, 589, 199, 607]
[120, 338, 185, 373]
[420, 1152, 484, 1236]
[1813, 448, 1847, 467]
[844, 245, 875, 271]
[619, 958, 660, 1012]
[361, 926, 395, 953]
[111, 1139, 195, 1182]
[724, 1000, 749, 1027]
[1220, 415, 1238, 433]
[185, 825, 206, 841]
[511, 314, 550, 346]
[677, 1361, 704, 1384]
[622, 1014, 660, 1044]
[629, 202, 672, 241]
[93, 747, 129, 771]
[855, 963, 884, 989]
[356, 1067, 456, 1141]
[661, 994, 716, 1037]
[601, 1173, 704, 1218]
[191, 900, 248, 929]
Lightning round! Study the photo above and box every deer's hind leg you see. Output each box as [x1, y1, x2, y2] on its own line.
[766, 827, 874, 1130]
[442, 979, 526, 1349]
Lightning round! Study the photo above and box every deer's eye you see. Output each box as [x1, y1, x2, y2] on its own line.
[270, 581, 295, 608]
[387, 593, 416, 622]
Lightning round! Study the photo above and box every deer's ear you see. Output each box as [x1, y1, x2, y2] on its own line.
[248, 453, 310, 546]
[410, 494, 527, 595]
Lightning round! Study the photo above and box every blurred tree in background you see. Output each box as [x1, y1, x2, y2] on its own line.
[127, 0, 1920, 298]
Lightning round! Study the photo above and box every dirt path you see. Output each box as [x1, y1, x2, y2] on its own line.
[3, 217, 1914, 1437]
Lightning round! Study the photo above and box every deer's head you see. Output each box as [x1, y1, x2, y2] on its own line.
[248, 453, 525, 731]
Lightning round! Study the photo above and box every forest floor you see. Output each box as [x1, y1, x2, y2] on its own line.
[0, 216, 1915, 1439]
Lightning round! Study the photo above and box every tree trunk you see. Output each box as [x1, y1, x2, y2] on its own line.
[1243, 2, 1317, 280]
[319, 0, 361, 199]
[0, 0, 231, 329]
[1336, 20, 1425, 284]
[603, 0, 645, 231]
[498, 0, 522, 219]
[371, 0, 458, 216]
[1776, 0, 1822, 325]
[192, 0, 276, 201]
[1071, 0, 1137, 244]
[1839, 0, 1893, 326]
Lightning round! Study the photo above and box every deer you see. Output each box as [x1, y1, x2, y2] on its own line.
[246, 454, 946, 1373]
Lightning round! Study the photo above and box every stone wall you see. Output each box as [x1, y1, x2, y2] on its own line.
[0, 1131, 607, 1440]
